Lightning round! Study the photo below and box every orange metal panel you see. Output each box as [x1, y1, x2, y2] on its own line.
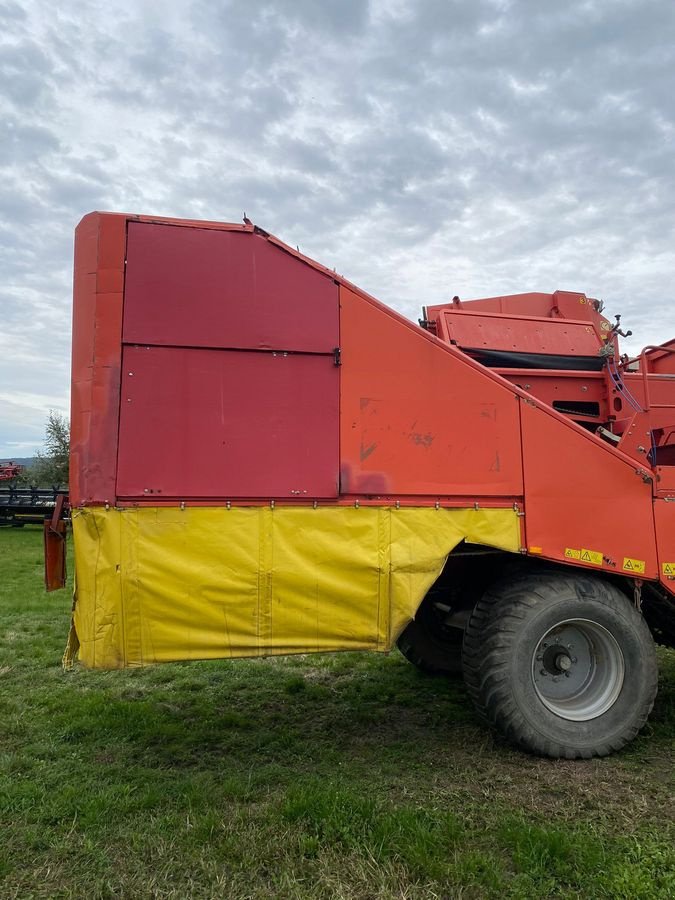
[653, 499, 675, 595]
[440, 311, 601, 357]
[339, 286, 523, 497]
[427, 291, 603, 324]
[70, 213, 126, 506]
[492, 370, 605, 417]
[520, 400, 658, 577]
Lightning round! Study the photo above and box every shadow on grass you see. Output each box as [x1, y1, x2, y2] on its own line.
[51, 653, 480, 774]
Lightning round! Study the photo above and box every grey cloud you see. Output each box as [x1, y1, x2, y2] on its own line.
[0, 39, 56, 106]
[262, 0, 369, 34]
[0, 119, 60, 165]
[0, 1, 27, 22]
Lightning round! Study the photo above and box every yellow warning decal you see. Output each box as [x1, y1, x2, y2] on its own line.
[580, 548, 603, 566]
[662, 562, 675, 576]
[622, 557, 645, 574]
[564, 548, 581, 560]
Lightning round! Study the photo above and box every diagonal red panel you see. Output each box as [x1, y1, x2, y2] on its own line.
[123, 223, 339, 352]
[339, 286, 524, 497]
[520, 400, 657, 576]
[116, 346, 339, 499]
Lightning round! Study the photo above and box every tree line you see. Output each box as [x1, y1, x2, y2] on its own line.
[12, 412, 69, 488]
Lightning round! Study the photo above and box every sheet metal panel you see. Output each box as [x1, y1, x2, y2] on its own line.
[339, 286, 524, 497]
[440, 311, 601, 357]
[116, 346, 339, 499]
[520, 400, 657, 577]
[123, 222, 339, 352]
[653, 500, 675, 596]
[70, 213, 127, 505]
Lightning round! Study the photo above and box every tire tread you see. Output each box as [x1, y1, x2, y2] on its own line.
[462, 572, 658, 758]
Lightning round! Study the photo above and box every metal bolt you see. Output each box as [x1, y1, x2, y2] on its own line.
[540, 668, 548, 676]
[564, 671, 571, 677]
[571, 657, 577, 663]
[553, 676, 560, 683]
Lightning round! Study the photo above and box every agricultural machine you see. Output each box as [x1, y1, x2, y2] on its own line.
[0, 462, 23, 481]
[1, 462, 64, 527]
[45, 211, 675, 758]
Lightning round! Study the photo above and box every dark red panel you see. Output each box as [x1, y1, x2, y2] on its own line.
[116, 347, 339, 498]
[123, 223, 339, 352]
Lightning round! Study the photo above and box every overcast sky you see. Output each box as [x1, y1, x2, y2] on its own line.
[1, 0, 675, 457]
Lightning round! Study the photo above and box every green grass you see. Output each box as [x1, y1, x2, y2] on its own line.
[1, 526, 674, 898]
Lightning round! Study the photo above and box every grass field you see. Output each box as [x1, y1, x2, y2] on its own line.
[1, 526, 673, 898]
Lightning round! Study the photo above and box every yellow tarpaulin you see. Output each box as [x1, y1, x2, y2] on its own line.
[68, 505, 520, 669]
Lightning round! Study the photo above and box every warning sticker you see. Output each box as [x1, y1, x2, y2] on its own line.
[580, 548, 603, 566]
[622, 557, 645, 574]
[662, 562, 675, 576]
[564, 548, 581, 560]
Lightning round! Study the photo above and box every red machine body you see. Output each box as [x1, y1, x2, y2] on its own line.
[69, 212, 675, 600]
[54, 211, 675, 759]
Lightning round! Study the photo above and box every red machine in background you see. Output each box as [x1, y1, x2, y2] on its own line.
[1, 462, 65, 527]
[47, 211, 675, 760]
[0, 462, 23, 481]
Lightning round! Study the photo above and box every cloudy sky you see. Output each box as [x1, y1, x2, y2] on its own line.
[1, 0, 674, 457]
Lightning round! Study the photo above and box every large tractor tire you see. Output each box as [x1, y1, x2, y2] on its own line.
[397, 591, 464, 676]
[462, 572, 658, 758]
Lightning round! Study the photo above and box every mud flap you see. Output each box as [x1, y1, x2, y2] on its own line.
[44, 495, 67, 591]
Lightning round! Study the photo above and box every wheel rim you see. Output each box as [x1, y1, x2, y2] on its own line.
[531, 618, 625, 721]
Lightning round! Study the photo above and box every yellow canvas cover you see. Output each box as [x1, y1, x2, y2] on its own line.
[67, 505, 520, 669]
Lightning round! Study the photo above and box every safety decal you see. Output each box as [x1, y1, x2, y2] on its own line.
[580, 548, 603, 566]
[622, 557, 645, 574]
[564, 548, 581, 560]
[662, 562, 675, 576]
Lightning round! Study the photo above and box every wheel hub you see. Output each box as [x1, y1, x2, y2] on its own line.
[531, 619, 625, 721]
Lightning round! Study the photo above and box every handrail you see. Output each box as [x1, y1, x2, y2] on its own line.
[638, 345, 675, 410]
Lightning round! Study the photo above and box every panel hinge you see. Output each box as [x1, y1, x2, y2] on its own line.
[333, 347, 342, 367]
